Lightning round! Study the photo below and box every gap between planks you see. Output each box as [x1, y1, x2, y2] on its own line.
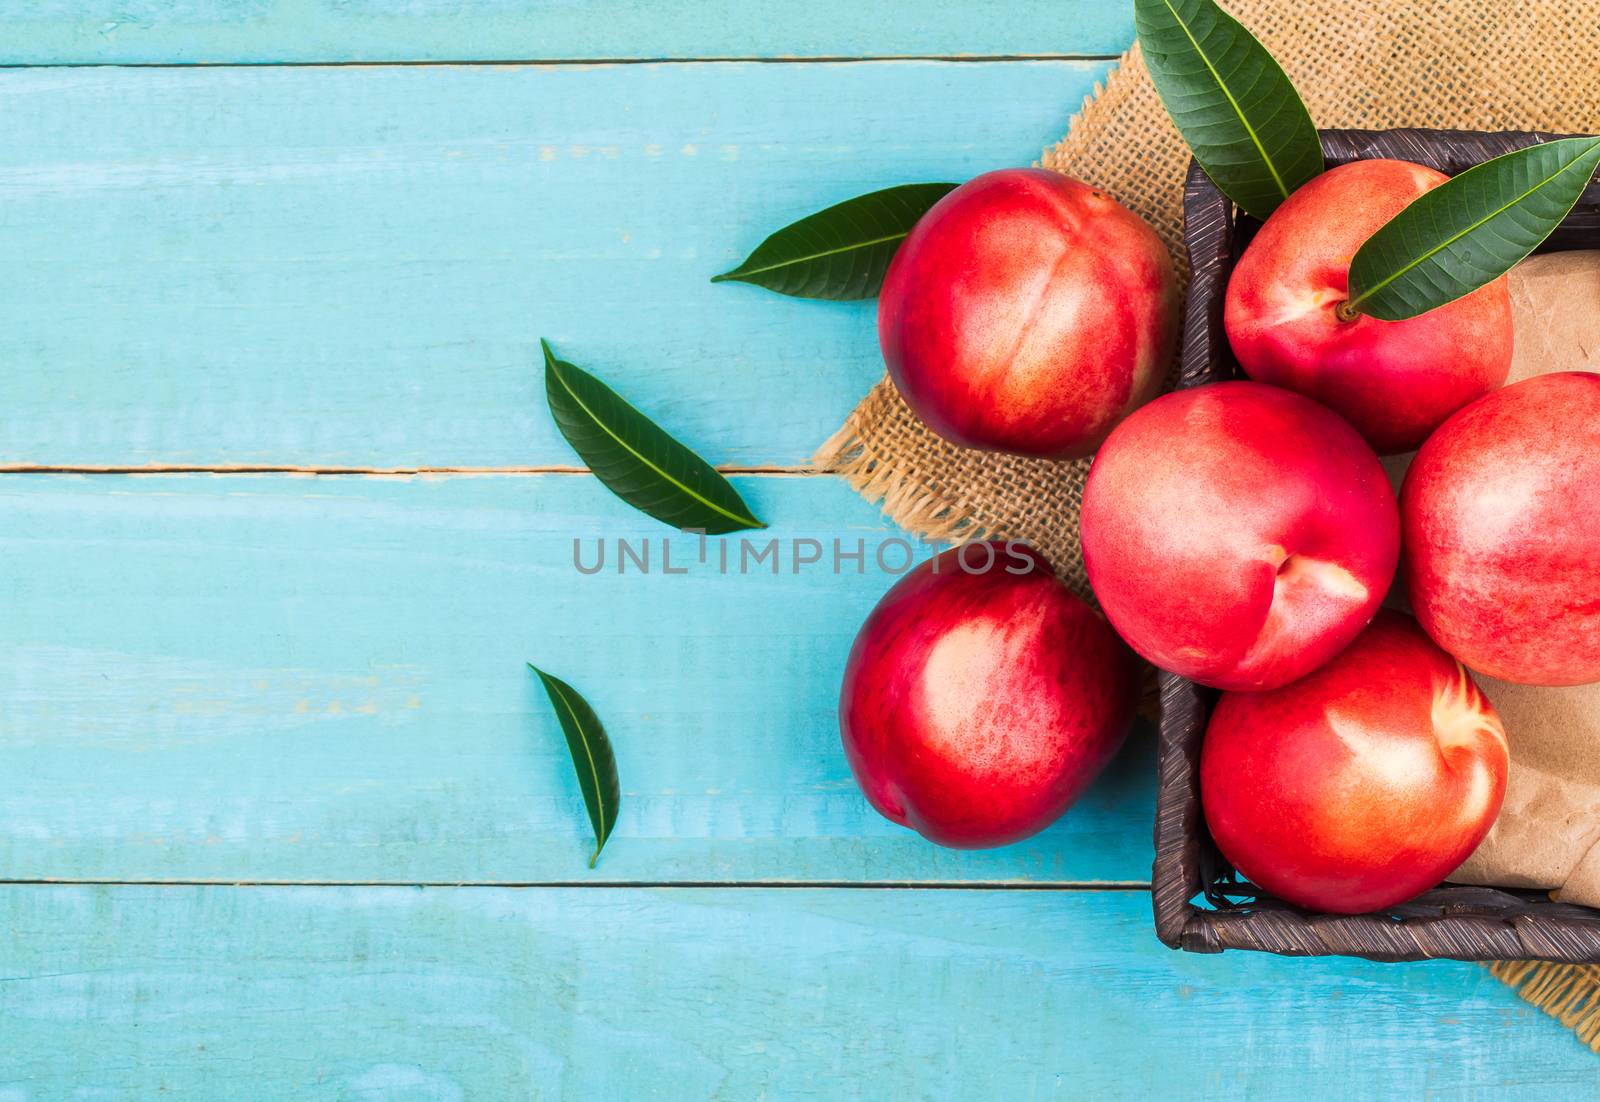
[0, 878, 1150, 892]
[0, 464, 823, 477]
[0, 54, 1119, 73]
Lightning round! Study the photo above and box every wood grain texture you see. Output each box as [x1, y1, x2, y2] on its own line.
[0, 60, 1103, 470]
[0, 885, 1591, 1099]
[0, 473, 1154, 884]
[0, 2, 1132, 64]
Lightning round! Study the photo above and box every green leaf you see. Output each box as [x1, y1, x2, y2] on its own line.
[1344, 136, 1600, 322]
[1135, 0, 1322, 220]
[712, 182, 958, 300]
[542, 340, 765, 535]
[529, 665, 620, 869]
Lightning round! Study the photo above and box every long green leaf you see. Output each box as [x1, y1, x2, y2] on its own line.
[1135, 0, 1322, 220]
[1344, 136, 1600, 321]
[712, 182, 957, 300]
[542, 340, 764, 534]
[529, 664, 620, 869]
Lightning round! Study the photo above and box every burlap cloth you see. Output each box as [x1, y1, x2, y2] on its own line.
[815, 0, 1600, 1050]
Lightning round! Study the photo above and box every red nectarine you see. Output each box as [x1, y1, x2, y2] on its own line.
[1201, 611, 1508, 915]
[1081, 381, 1399, 692]
[1224, 159, 1513, 454]
[839, 543, 1138, 848]
[879, 169, 1178, 459]
[1403, 371, 1600, 686]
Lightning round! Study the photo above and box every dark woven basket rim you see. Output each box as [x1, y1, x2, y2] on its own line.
[1152, 127, 1600, 963]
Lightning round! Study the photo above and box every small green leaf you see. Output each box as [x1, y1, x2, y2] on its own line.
[542, 340, 764, 534]
[1344, 136, 1600, 322]
[530, 664, 620, 869]
[1135, 0, 1322, 220]
[712, 182, 958, 300]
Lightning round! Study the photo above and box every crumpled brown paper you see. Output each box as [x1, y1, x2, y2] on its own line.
[1434, 251, 1600, 905]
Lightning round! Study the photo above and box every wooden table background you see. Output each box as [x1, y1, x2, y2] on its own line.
[0, 2, 1593, 1097]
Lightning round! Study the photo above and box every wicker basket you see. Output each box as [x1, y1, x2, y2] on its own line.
[1152, 128, 1600, 962]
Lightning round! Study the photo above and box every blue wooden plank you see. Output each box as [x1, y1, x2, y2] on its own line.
[0, 885, 1587, 1098]
[0, 472, 1155, 883]
[0, 3, 1132, 64]
[0, 60, 1105, 470]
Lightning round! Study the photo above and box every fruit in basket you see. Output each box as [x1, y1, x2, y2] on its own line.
[1080, 381, 1399, 692]
[1200, 611, 1508, 914]
[1402, 371, 1600, 685]
[1224, 159, 1513, 455]
[878, 168, 1178, 459]
[838, 542, 1138, 848]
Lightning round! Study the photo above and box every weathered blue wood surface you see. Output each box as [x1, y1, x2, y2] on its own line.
[0, 3, 1131, 64]
[0, 473, 1154, 883]
[0, 61, 1102, 470]
[2, 886, 1593, 1099]
[0, 1, 1591, 1093]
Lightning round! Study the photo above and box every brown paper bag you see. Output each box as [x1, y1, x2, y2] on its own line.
[1445, 252, 1600, 906]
